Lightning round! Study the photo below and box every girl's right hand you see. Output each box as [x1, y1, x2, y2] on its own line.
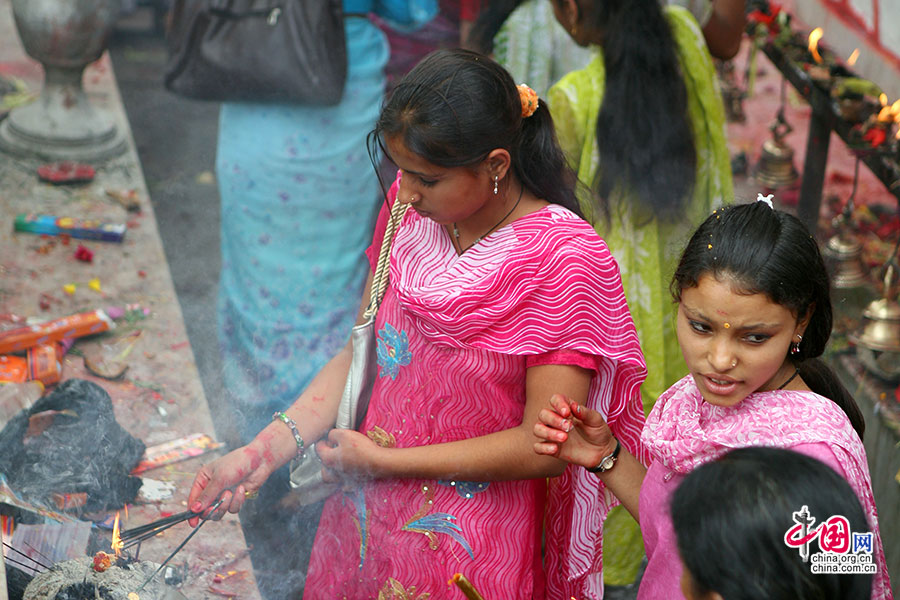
[186, 445, 275, 527]
[533, 393, 618, 469]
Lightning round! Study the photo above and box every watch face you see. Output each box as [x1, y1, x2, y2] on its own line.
[601, 456, 615, 471]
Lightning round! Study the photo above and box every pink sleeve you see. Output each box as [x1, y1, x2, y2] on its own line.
[365, 171, 402, 272]
[791, 442, 848, 479]
[525, 349, 600, 374]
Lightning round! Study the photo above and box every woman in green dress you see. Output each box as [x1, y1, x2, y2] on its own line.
[546, 0, 734, 590]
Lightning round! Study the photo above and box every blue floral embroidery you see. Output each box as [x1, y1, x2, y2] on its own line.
[403, 513, 475, 561]
[438, 480, 490, 499]
[376, 323, 412, 379]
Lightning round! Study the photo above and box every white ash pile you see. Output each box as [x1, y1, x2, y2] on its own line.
[23, 556, 186, 600]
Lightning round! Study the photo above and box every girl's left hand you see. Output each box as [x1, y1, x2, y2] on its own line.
[316, 429, 386, 482]
[534, 393, 616, 469]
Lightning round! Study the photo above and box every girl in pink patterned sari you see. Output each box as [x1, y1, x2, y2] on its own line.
[188, 49, 646, 599]
[535, 199, 892, 599]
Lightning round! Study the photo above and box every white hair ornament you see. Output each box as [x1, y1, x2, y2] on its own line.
[756, 193, 775, 209]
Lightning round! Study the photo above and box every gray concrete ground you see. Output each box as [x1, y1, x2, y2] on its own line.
[108, 11, 234, 446]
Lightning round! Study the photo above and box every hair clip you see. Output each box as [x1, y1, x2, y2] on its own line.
[757, 193, 775, 209]
[517, 84, 539, 118]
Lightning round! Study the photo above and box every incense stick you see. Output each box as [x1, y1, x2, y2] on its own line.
[135, 497, 224, 592]
[23, 541, 55, 566]
[119, 511, 194, 541]
[121, 520, 190, 549]
[2, 553, 47, 574]
[449, 573, 485, 600]
[2, 542, 52, 571]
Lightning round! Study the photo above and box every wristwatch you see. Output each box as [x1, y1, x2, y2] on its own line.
[585, 439, 621, 474]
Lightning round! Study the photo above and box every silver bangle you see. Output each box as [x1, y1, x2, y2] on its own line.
[273, 411, 305, 458]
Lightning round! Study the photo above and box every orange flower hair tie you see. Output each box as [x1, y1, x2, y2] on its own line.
[517, 84, 539, 118]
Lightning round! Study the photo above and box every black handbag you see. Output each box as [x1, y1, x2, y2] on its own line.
[163, 0, 348, 104]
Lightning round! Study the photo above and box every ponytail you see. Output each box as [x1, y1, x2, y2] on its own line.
[514, 99, 583, 218]
[797, 358, 865, 440]
[591, 0, 695, 220]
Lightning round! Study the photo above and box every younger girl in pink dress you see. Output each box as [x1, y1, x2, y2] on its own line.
[534, 198, 892, 600]
[188, 49, 647, 599]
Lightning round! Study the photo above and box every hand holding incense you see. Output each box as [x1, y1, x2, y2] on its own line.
[135, 497, 225, 591]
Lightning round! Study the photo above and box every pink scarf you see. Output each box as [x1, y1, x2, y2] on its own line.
[371, 176, 648, 598]
[643, 375, 893, 599]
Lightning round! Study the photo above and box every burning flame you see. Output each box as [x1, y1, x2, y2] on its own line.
[876, 98, 900, 123]
[880, 93, 888, 106]
[847, 48, 859, 66]
[808, 28, 824, 64]
[111, 512, 123, 558]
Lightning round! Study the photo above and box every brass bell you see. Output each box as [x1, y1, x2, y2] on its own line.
[754, 110, 800, 189]
[755, 138, 800, 189]
[851, 263, 900, 381]
[823, 233, 869, 288]
[823, 158, 868, 288]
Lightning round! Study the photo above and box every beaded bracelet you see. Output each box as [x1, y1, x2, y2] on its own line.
[272, 411, 305, 458]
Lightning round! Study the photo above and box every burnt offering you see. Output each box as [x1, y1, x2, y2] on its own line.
[23, 557, 187, 600]
[54, 582, 114, 600]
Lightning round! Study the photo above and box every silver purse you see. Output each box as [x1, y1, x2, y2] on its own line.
[289, 200, 408, 504]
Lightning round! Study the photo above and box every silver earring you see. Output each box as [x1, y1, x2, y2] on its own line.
[790, 334, 802, 355]
[493, 176, 499, 195]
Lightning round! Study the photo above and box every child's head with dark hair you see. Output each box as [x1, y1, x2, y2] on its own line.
[670, 200, 864, 438]
[671, 200, 829, 360]
[368, 48, 581, 216]
[671, 446, 873, 600]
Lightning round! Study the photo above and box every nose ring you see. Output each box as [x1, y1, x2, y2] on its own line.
[731, 359, 737, 368]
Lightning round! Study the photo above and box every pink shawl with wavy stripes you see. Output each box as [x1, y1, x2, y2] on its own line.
[370, 177, 648, 598]
[642, 375, 893, 599]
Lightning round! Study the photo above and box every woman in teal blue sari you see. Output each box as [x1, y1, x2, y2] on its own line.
[216, 0, 436, 445]
[215, 3, 435, 596]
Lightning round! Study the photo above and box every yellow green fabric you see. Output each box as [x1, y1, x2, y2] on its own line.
[548, 5, 733, 585]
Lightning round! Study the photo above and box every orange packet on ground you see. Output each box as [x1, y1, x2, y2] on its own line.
[27, 344, 62, 385]
[0, 355, 28, 382]
[0, 310, 113, 354]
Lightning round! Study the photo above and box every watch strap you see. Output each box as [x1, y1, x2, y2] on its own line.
[585, 438, 621, 473]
